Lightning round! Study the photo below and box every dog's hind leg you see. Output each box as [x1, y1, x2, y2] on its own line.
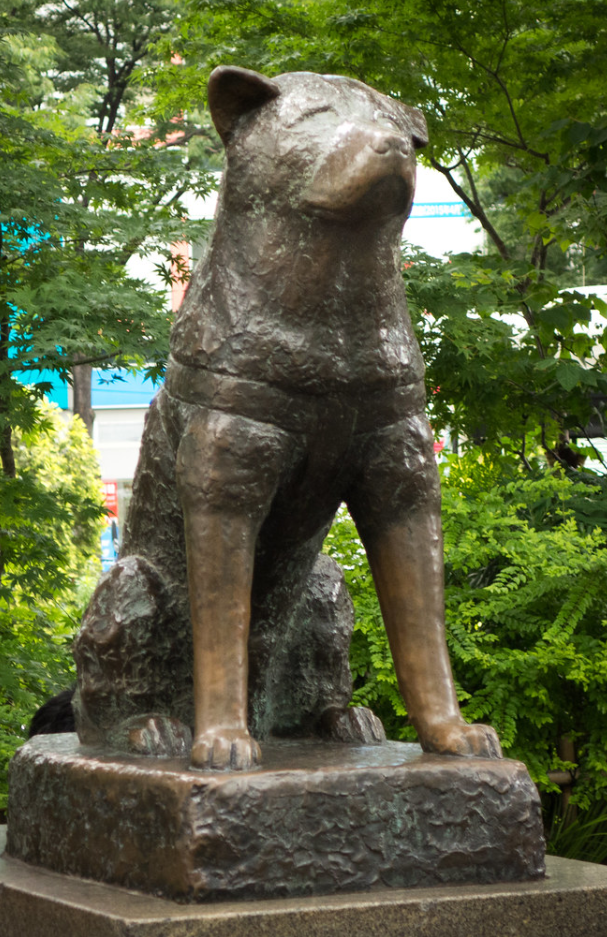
[247, 527, 386, 745]
[73, 391, 194, 753]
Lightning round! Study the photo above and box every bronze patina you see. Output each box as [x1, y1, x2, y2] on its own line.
[72, 65, 502, 771]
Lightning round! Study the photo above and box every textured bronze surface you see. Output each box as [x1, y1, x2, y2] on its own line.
[7, 736, 544, 902]
[72, 66, 500, 772]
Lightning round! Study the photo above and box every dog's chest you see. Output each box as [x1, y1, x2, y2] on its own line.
[171, 269, 425, 393]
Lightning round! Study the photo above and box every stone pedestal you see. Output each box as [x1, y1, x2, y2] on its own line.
[7, 734, 544, 902]
[3, 827, 607, 937]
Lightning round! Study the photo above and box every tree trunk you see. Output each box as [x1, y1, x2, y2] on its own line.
[0, 301, 16, 477]
[72, 360, 95, 436]
[0, 423, 15, 478]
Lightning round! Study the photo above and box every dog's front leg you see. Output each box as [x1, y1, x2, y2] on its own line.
[362, 510, 502, 759]
[176, 407, 291, 770]
[349, 412, 502, 760]
[181, 506, 261, 770]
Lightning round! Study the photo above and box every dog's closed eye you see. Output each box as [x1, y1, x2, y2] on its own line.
[287, 104, 338, 127]
[374, 110, 403, 131]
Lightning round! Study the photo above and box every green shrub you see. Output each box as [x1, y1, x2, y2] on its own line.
[324, 507, 416, 741]
[545, 797, 607, 863]
[0, 404, 104, 812]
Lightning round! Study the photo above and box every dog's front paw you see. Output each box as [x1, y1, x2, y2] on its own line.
[190, 727, 261, 771]
[420, 719, 502, 759]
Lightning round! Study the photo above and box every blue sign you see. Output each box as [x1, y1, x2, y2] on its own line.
[410, 202, 472, 219]
[100, 520, 120, 572]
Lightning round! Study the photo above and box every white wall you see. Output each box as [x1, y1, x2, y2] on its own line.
[406, 164, 483, 257]
[93, 407, 147, 480]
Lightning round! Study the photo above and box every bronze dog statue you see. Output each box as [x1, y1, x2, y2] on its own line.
[74, 66, 502, 770]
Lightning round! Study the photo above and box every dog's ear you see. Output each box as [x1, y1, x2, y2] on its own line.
[208, 66, 281, 144]
[398, 104, 428, 150]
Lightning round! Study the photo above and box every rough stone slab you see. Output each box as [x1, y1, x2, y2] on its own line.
[2, 829, 607, 937]
[7, 735, 544, 901]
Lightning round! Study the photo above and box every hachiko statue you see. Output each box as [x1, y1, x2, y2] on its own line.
[74, 66, 502, 771]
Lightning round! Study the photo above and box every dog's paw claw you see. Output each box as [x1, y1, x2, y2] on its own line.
[190, 728, 261, 771]
[120, 714, 192, 757]
[421, 720, 502, 759]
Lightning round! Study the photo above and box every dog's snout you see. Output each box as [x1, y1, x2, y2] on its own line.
[370, 131, 410, 156]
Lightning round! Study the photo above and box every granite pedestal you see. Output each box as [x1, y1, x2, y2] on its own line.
[3, 827, 607, 937]
[7, 734, 544, 902]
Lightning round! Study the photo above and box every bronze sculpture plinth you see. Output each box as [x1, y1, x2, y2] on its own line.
[7, 735, 544, 901]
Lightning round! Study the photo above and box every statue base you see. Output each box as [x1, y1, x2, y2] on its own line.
[4, 832, 607, 937]
[6, 734, 544, 901]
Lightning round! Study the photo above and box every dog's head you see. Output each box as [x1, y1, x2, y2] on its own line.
[208, 66, 427, 226]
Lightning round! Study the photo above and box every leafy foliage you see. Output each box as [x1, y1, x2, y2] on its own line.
[325, 456, 607, 806]
[545, 798, 607, 863]
[441, 453, 607, 804]
[1, 0, 217, 460]
[0, 9, 216, 811]
[0, 24, 212, 373]
[324, 507, 414, 741]
[403, 242, 607, 462]
[0, 404, 104, 812]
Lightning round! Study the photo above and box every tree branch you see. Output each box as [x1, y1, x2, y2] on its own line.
[573, 422, 607, 469]
[61, 0, 101, 42]
[423, 3, 550, 163]
[10, 351, 121, 373]
[429, 156, 511, 260]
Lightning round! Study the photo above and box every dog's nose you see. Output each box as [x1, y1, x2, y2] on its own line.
[370, 131, 410, 156]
